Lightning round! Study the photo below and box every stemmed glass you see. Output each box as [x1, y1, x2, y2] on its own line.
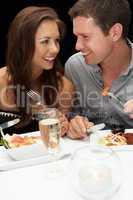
[69, 145, 122, 200]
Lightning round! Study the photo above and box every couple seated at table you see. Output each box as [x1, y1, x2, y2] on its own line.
[1, 0, 133, 139]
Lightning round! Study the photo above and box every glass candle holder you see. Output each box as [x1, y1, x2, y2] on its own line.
[69, 145, 122, 200]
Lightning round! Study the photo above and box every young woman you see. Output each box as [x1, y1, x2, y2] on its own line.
[0, 6, 74, 134]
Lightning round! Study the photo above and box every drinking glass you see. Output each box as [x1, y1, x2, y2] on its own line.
[39, 108, 61, 154]
[69, 145, 122, 200]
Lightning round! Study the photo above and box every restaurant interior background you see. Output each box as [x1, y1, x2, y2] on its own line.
[0, 0, 133, 67]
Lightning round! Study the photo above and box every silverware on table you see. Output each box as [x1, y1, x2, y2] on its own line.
[0, 118, 20, 130]
[0, 118, 20, 149]
[87, 123, 105, 133]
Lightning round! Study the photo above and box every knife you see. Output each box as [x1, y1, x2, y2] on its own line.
[0, 118, 20, 129]
[87, 123, 105, 133]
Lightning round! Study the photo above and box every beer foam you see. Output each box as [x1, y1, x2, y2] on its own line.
[39, 118, 59, 125]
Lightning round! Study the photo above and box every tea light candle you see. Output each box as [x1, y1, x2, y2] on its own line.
[78, 164, 112, 193]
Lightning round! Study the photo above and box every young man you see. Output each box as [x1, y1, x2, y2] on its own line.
[65, 0, 133, 139]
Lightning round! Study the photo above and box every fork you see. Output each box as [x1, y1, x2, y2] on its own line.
[27, 90, 48, 120]
[27, 90, 42, 105]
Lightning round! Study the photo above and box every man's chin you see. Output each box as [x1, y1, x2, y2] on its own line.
[84, 56, 98, 65]
[84, 57, 93, 65]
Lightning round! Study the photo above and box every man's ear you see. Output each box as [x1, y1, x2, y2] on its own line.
[109, 23, 123, 41]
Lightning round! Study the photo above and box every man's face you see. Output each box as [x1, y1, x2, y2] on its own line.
[73, 16, 114, 65]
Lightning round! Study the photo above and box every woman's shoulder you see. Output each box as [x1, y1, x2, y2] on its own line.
[0, 66, 9, 87]
[61, 75, 75, 92]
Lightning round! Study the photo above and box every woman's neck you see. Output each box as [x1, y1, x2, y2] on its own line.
[32, 74, 44, 94]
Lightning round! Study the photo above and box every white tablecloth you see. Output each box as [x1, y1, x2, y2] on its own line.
[0, 138, 133, 200]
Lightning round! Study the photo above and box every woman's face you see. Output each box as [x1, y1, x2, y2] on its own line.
[32, 20, 60, 76]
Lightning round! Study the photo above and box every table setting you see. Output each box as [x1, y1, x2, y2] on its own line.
[0, 110, 133, 200]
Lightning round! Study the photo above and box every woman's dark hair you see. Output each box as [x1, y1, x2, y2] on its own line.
[6, 6, 66, 114]
[69, 0, 131, 38]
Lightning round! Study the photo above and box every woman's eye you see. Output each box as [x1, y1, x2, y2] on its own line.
[55, 39, 60, 45]
[56, 38, 60, 43]
[40, 39, 49, 44]
[39, 38, 60, 46]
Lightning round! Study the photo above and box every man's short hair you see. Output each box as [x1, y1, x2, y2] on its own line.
[69, 0, 131, 38]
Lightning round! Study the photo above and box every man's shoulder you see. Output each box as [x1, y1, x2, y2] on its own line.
[65, 52, 88, 71]
[66, 52, 83, 64]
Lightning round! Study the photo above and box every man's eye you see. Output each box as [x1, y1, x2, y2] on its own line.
[83, 36, 89, 40]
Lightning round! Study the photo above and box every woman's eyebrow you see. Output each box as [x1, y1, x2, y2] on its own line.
[38, 36, 60, 42]
[37, 36, 50, 41]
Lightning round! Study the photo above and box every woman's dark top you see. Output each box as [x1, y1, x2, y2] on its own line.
[0, 110, 38, 135]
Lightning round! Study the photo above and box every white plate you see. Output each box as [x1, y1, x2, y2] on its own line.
[0, 146, 71, 171]
[0, 131, 71, 171]
[5, 131, 46, 160]
[90, 129, 133, 151]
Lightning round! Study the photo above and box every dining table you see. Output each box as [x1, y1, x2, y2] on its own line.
[0, 132, 133, 200]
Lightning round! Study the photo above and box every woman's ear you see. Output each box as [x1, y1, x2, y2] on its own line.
[109, 23, 123, 41]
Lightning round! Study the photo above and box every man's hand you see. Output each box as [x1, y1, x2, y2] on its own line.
[124, 99, 133, 119]
[67, 115, 94, 139]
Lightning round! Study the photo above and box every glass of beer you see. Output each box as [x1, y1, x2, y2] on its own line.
[39, 108, 61, 154]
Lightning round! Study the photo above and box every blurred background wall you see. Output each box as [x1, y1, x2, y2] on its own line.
[0, 0, 133, 67]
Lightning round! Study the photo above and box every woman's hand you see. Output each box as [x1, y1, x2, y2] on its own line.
[58, 113, 69, 136]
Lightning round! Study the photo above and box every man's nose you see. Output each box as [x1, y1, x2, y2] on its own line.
[75, 37, 84, 51]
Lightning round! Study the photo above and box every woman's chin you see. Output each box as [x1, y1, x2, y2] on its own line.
[43, 65, 54, 70]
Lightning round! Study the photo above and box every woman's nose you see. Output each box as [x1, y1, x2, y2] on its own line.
[50, 41, 60, 54]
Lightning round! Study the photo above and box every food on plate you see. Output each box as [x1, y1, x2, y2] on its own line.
[99, 131, 133, 146]
[122, 133, 133, 145]
[111, 126, 125, 134]
[4, 134, 41, 148]
[99, 133, 127, 146]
